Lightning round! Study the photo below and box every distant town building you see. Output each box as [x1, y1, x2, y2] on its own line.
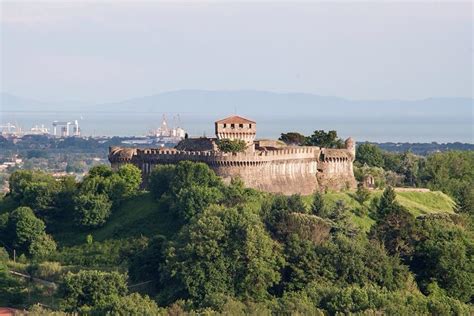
[1, 123, 49, 136]
[29, 124, 49, 135]
[52, 120, 80, 137]
[121, 115, 186, 147]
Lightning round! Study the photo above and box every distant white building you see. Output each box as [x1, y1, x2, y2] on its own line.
[52, 120, 80, 137]
[28, 124, 49, 135]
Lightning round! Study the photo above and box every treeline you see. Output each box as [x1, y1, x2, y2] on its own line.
[278, 130, 474, 154]
[1, 164, 142, 260]
[355, 144, 474, 213]
[1, 159, 472, 314]
[373, 142, 474, 155]
[0, 135, 124, 154]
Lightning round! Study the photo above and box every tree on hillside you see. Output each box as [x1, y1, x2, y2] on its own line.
[55, 176, 78, 220]
[164, 205, 284, 306]
[167, 161, 224, 221]
[109, 293, 164, 315]
[116, 164, 142, 197]
[173, 185, 223, 221]
[222, 177, 257, 207]
[0, 247, 25, 305]
[377, 186, 399, 217]
[60, 270, 128, 313]
[457, 186, 474, 215]
[354, 186, 371, 205]
[411, 216, 474, 303]
[283, 235, 321, 291]
[79, 164, 142, 207]
[5, 206, 56, 257]
[287, 194, 307, 213]
[356, 143, 385, 168]
[399, 152, 421, 187]
[8, 170, 61, 212]
[307, 234, 409, 291]
[170, 161, 222, 193]
[128, 235, 167, 290]
[88, 165, 114, 178]
[28, 234, 57, 259]
[330, 200, 349, 222]
[305, 130, 344, 148]
[419, 151, 474, 213]
[370, 205, 415, 258]
[149, 165, 176, 200]
[73, 193, 112, 227]
[382, 152, 403, 173]
[279, 132, 306, 146]
[311, 192, 327, 217]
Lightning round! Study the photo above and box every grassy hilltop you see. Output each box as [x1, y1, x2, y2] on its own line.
[305, 190, 455, 233]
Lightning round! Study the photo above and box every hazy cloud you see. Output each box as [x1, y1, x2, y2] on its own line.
[1, 1, 472, 102]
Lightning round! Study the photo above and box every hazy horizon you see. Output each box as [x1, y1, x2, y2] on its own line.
[1, 2, 472, 103]
[1, 90, 472, 143]
[1, 2, 473, 143]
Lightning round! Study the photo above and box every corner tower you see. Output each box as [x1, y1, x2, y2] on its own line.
[215, 115, 256, 146]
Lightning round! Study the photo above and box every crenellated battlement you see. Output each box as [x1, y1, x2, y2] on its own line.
[108, 115, 357, 195]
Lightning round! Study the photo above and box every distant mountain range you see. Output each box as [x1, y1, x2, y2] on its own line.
[1, 90, 472, 121]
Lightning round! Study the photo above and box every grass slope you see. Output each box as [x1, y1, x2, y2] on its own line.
[304, 190, 455, 232]
[54, 192, 179, 246]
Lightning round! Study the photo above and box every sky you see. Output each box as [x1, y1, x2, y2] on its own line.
[0, 1, 473, 103]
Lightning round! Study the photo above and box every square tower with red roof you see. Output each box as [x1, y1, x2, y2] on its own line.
[215, 116, 257, 149]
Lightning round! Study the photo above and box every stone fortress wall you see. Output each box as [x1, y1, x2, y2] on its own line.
[109, 116, 357, 195]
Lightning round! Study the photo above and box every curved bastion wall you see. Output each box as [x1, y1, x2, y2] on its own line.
[109, 145, 357, 195]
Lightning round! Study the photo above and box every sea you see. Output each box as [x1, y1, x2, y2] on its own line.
[1, 111, 473, 143]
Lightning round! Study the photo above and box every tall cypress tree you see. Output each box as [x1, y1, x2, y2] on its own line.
[311, 192, 326, 218]
[378, 187, 398, 216]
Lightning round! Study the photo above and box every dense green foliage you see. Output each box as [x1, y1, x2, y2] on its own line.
[279, 130, 344, 148]
[73, 193, 112, 227]
[1, 152, 472, 314]
[0, 247, 25, 306]
[355, 149, 473, 214]
[311, 191, 327, 217]
[149, 165, 176, 200]
[356, 143, 385, 168]
[305, 130, 344, 148]
[9, 170, 61, 212]
[2, 206, 56, 258]
[420, 151, 474, 213]
[60, 270, 128, 313]
[279, 132, 306, 146]
[164, 205, 283, 306]
[216, 138, 247, 153]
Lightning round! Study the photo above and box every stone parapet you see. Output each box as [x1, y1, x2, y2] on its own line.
[109, 145, 356, 195]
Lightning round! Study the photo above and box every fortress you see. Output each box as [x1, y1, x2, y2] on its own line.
[109, 116, 357, 195]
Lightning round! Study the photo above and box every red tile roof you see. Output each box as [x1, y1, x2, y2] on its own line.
[215, 115, 256, 124]
[0, 307, 22, 316]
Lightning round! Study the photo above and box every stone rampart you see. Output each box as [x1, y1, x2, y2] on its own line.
[109, 145, 356, 195]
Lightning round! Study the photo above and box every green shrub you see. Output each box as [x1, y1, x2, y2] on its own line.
[60, 270, 128, 313]
[73, 193, 112, 227]
[217, 138, 247, 153]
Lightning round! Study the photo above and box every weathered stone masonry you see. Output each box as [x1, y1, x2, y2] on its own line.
[109, 116, 357, 195]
